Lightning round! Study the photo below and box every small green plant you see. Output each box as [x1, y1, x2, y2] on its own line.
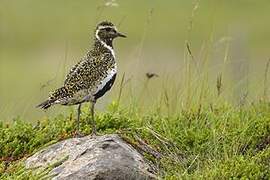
[0, 102, 269, 179]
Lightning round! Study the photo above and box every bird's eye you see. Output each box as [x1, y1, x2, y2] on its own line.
[104, 28, 111, 32]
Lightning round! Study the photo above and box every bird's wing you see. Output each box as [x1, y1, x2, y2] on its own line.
[64, 62, 80, 85]
[64, 59, 94, 91]
[63, 53, 114, 95]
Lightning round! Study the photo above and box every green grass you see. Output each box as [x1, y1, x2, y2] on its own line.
[0, 101, 269, 179]
[1, 1, 270, 179]
[1, 0, 270, 122]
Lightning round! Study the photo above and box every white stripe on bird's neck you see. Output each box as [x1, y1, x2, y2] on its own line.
[95, 29, 116, 59]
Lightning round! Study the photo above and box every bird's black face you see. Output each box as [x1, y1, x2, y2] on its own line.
[95, 21, 126, 43]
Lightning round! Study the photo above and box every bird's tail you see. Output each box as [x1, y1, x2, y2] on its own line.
[36, 99, 54, 109]
[36, 86, 69, 109]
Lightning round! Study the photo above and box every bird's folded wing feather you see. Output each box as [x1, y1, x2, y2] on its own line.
[63, 53, 113, 95]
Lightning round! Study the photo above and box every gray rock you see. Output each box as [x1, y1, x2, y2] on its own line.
[25, 134, 156, 180]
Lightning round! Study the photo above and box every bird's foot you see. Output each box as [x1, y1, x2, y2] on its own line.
[73, 131, 84, 138]
[90, 130, 100, 138]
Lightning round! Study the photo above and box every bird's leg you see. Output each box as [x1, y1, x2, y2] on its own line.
[89, 100, 97, 136]
[75, 103, 83, 137]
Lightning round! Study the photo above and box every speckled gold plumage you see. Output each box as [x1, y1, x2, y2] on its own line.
[37, 21, 125, 109]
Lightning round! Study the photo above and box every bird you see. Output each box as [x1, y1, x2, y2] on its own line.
[146, 72, 159, 79]
[37, 21, 126, 136]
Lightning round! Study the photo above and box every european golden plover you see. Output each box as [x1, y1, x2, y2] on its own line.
[37, 21, 126, 136]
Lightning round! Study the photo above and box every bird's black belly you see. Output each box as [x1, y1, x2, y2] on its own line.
[94, 73, 116, 100]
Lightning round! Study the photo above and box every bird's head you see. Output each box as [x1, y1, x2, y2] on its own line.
[95, 21, 126, 44]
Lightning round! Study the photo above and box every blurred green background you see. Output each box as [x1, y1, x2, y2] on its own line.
[0, 0, 269, 122]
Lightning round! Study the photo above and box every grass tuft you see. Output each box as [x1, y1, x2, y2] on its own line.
[1, 102, 269, 179]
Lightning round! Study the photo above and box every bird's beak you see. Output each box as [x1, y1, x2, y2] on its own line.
[117, 32, 127, 38]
